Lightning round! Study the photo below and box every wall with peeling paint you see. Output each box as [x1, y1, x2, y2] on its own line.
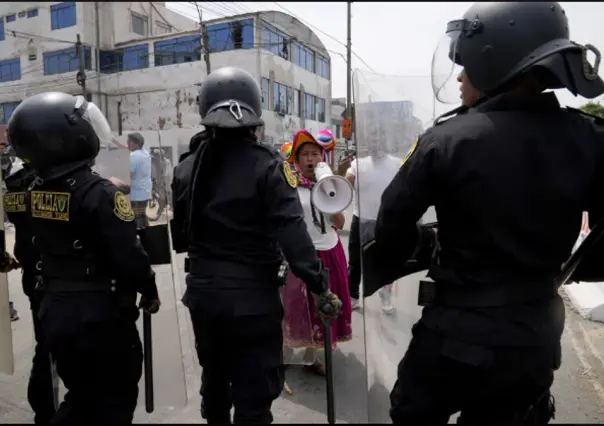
[101, 46, 331, 147]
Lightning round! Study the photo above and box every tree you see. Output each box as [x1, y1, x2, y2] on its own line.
[579, 101, 604, 118]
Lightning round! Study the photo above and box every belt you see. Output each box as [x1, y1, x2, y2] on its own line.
[188, 258, 280, 286]
[40, 257, 105, 281]
[42, 278, 116, 294]
[419, 279, 559, 308]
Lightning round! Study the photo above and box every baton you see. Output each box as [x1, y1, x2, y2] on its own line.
[143, 311, 154, 414]
[558, 219, 604, 286]
[320, 304, 336, 424]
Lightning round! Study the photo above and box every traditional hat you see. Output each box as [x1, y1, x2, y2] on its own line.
[287, 129, 324, 164]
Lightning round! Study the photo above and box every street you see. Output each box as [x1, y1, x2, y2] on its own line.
[1, 230, 604, 423]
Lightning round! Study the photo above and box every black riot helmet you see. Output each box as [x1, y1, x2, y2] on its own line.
[8, 92, 111, 180]
[432, 2, 604, 102]
[198, 67, 264, 129]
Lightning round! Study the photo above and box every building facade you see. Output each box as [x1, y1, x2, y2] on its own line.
[0, 3, 333, 158]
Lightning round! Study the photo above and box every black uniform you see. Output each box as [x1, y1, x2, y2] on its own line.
[183, 67, 330, 424]
[170, 130, 207, 254]
[7, 92, 159, 425]
[4, 162, 56, 424]
[365, 2, 604, 425]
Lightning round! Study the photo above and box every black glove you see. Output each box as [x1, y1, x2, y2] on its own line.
[139, 295, 161, 314]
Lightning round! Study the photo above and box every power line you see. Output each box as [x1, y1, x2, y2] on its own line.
[271, 2, 376, 73]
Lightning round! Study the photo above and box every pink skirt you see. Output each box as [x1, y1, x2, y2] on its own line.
[281, 236, 353, 349]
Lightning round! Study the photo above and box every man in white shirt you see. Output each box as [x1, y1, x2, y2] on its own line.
[345, 139, 402, 312]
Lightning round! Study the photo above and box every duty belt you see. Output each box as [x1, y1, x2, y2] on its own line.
[418, 279, 560, 308]
[188, 258, 281, 287]
[40, 257, 101, 281]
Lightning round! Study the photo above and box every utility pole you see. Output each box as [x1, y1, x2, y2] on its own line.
[194, 2, 211, 75]
[75, 34, 88, 100]
[345, 2, 352, 151]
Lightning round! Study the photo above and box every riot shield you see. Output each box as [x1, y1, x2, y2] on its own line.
[0, 165, 14, 375]
[95, 142, 189, 415]
[352, 70, 438, 423]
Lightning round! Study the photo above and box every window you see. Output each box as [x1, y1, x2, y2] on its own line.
[295, 43, 315, 73]
[0, 20, 4, 41]
[99, 50, 118, 74]
[317, 56, 330, 79]
[119, 44, 149, 71]
[156, 21, 171, 35]
[293, 89, 300, 117]
[43, 46, 91, 75]
[261, 22, 289, 59]
[335, 125, 341, 139]
[273, 82, 288, 114]
[6, 15, 16, 23]
[154, 34, 201, 67]
[0, 58, 21, 82]
[1, 101, 21, 125]
[51, 2, 76, 30]
[131, 12, 148, 36]
[304, 93, 316, 120]
[261, 78, 270, 110]
[27, 9, 39, 18]
[317, 97, 326, 122]
[207, 19, 253, 53]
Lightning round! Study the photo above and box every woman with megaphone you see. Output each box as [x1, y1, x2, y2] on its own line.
[280, 129, 353, 381]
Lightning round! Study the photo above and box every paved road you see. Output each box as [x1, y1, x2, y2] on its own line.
[1, 230, 604, 423]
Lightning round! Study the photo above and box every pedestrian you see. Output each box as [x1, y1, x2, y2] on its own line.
[180, 66, 342, 424]
[8, 92, 162, 424]
[344, 134, 401, 312]
[365, 2, 604, 424]
[3, 155, 56, 423]
[281, 129, 352, 378]
[127, 132, 152, 228]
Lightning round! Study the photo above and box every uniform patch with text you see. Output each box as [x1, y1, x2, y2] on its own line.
[4, 192, 26, 213]
[30, 191, 70, 221]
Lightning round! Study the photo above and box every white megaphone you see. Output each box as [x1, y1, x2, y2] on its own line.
[311, 162, 354, 215]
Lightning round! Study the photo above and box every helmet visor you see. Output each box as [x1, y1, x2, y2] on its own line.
[431, 20, 464, 104]
[76, 96, 113, 148]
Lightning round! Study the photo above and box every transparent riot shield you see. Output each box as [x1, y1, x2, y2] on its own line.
[352, 69, 438, 423]
[95, 142, 189, 415]
[0, 165, 14, 375]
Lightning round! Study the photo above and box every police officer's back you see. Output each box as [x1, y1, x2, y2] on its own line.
[8, 92, 161, 424]
[3, 159, 56, 423]
[367, 2, 604, 424]
[181, 67, 341, 424]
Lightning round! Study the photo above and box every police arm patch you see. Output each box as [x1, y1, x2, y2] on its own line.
[401, 137, 419, 168]
[4, 192, 26, 213]
[283, 162, 298, 188]
[113, 191, 135, 222]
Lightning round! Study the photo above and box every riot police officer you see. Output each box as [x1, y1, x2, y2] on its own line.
[181, 67, 342, 424]
[7, 92, 161, 424]
[366, 2, 604, 424]
[3, 157, 56, 423]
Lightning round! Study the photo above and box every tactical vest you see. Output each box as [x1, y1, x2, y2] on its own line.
[27, 167, 113, 285]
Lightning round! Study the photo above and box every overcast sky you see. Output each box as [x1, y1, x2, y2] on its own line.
[168, 2, 604, 120]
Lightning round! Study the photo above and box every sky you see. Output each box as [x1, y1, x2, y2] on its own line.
[167, 2, 604, 121]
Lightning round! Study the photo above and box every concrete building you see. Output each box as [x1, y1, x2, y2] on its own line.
[0, 3, 333, 160]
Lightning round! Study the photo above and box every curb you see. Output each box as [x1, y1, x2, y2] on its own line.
[562, 282, 604, 323]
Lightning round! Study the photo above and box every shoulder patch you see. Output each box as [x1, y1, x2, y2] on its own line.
[113, 191, 135, 222]
[30, 191, 70, 221]
[4, 192, 27, 213]
[283, 162, 298, 188]
[400, 137, 419, 168]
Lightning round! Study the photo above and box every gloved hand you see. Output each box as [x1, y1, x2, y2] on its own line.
[312, 290, 342, 322]
[0, 252, 21, 273]
[139, 295, 161, 314]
